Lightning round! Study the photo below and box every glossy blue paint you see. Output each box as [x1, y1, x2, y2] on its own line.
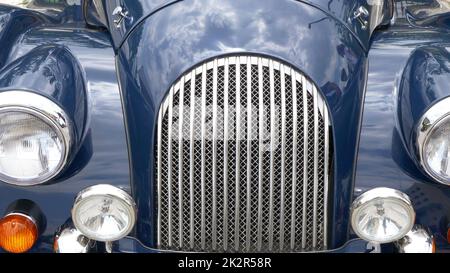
[84, 0, 108, 28]
[397, 46, 450, 168]
[0, 44, 89, 165]
[293, 0, 394, 50]
[102, 0, 180, 49]
[406, 1, 450, 31]
[0, 3, 129, 253]
[101, 0, 393, 51]
[116, 0, 368, 249]
[0, 0, 447, 253]
[354, 0, 450, 251]
[0, 6, 49, 68]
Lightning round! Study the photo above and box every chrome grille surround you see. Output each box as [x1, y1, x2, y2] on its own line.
[156, 56, 332, 252]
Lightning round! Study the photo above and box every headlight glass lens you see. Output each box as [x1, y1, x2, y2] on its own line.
[72, 185, 136, 242]
[351, 188, 415, 243]
[0, 111, 64, 184]
[423, 117, 450, 183]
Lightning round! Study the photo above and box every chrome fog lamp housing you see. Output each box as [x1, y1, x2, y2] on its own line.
[0, 91, 72, 186]
[72, 184, 137, 242]
[417, 97, 450, 185]
[394, 225, 435, 253]
[54, 220, 96, 253]
[351, 187, 415, 244]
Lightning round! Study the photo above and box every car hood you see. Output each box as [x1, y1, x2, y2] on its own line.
[92, 0, 393, 51]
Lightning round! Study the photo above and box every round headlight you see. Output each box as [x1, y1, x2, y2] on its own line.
[0, 91, 71, 186]
[417, 97, 450, 185]
[351, 187, 415, 244]
[72, 184, 137, 242]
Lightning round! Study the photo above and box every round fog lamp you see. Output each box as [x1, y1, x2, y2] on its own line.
[351, 187, 415, 244]
[72, 184, 137, 242]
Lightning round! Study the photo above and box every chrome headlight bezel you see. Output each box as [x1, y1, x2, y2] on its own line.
[350, 187, 415, 244]
[0, 90, 72, 186]
[417, 97, 450, 185]
[71, 184, 137, 242]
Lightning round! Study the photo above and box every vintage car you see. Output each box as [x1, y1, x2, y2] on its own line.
[0, 0, 448, 254]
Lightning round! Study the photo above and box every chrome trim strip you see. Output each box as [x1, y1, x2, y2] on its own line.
[222, 58, 230, 251]
[212, 59, 219, 250]
[167, 87, 174, 247]
[257, 57, 264, 251]
[245, 59, 252, 251]
[312, 86, 319, 248]
[268, 60, 275, 250]
[156, 106, 163, 248]
[4, 212, 37, 227]
[189, 70, 196, 249]
[323, 103, 329, 249]
[290, 68, 297, 250]
[178, 77, 185, 248]
[200, 63, 207, 249]
[279, 64, 287, 250]
[234, 60, 241, 251]
[301, 75, 308, 249]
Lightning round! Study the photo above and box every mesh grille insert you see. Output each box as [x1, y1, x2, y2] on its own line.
[156, 56, 332, 252]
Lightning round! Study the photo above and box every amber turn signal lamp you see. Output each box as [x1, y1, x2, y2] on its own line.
[447, 228, 450, 244]
[0, 214, 38, 253]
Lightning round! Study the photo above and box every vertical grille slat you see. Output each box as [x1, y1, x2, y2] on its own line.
[189, 70, 196, 249]
[233, 60, 241, 251]
[245, 59, 252, 252]
[200, 64, 207, 250]
[268, 60, 275, 251]
[279, 64, 286, 251]
[289, 69, 297, 251]
[222, 59, 230, 251]
[211, 60, 219, 250]
[312, 85, 319, 249]
[301, 75, 309, 250]
[178, 78, 185, 249]
[167, 88, 174, 247]
[156, 105, 163, 248]
[257, 57, 264, 252]
[323, 106, 329, 250]
[156, 56, 332, 252]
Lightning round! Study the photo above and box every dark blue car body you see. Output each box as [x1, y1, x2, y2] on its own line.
[0, 0, 448, 253]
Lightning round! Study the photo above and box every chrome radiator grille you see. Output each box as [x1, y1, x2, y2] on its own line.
[155, 56, 332, 252]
